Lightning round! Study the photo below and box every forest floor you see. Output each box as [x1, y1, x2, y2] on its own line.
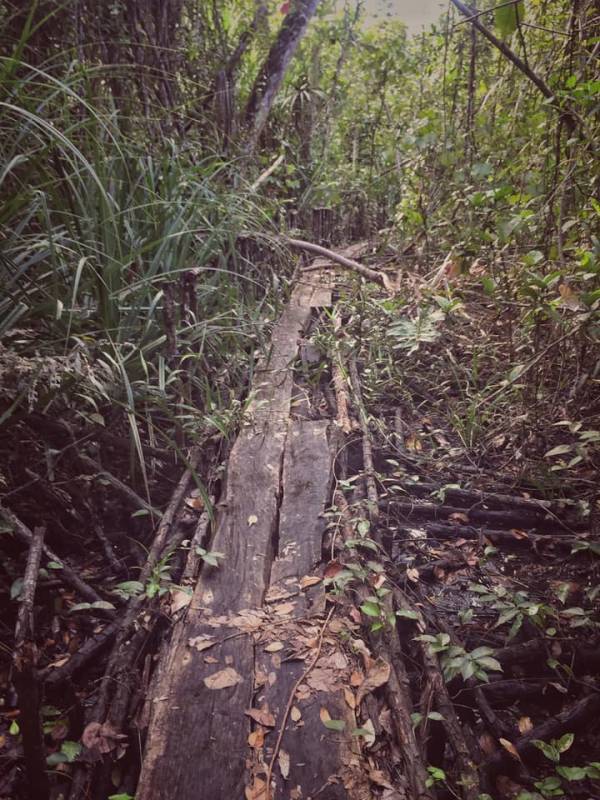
[1, 243, 599, 800]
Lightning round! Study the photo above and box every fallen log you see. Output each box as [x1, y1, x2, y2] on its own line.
[383, 499, 585, 532]
[396, 521, 579, 550]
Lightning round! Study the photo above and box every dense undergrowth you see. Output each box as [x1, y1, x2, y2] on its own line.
[0, 0, 599, 798]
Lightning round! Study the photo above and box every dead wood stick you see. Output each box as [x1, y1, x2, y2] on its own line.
[348, 356, 379, 521]
[265, 605, 335, 800]
[340, 496, 430, 797]
[74, 448, 200, 774]
[331, 314, 352, 433]
[286, 236, 392, 290]
[398, 521, 578, 551]
[376, 609, 434, 800]
[13, 525, 50, 800]
[418, 640, 481, 799]
[383, 500, 583, 532]
[41, 620, 119, 686]
[76, 453, 161, 518]
[0, 504, 108, 608]
[391, 482, 557, 513]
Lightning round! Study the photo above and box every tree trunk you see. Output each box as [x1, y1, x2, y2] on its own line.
[244, 0, 321, 152]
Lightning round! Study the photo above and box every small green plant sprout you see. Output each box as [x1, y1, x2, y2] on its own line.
[145, 553, 174, 599]
[469, 583, 552, 640]
[426, 765, 447, 788]
[195, 547, 225, 567]
[415, 634, 502, 682]
[360, 585, 394, 633]
[112, 581, 144, 600]
[47, 740, 81, 766]
[533, 732, 574, 764]
[526, 733, 600, 798]
[570, 538, 600, 557]
[545, 423, 600, 472]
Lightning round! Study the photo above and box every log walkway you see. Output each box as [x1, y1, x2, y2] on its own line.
[137, 263, 362, 800]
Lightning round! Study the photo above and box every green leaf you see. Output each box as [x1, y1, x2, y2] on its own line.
[10, 577, 24, 600]
[427, 711, 444, 721]
[556, 732, 574, 753]
[47, 561, 63, 570]
[323, 718, 346, 731]
[60, 741, 81, 762]
[9, 720, 19, 735]
[47, 752, 68, 766]
[360, 601, 381, 617]
[113, 580, 144, 598]
[545, 444, 572, 458]
[555, 765, 587, 781]
[532, 739, 560, 763]
[396, 609, 419, 620]
[69, 603, 92, 612]
[476, 656, 503, 673]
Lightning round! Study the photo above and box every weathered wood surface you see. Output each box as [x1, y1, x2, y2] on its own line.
[137, 270, 359, 800]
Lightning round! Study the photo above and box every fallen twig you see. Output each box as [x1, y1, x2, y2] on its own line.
[0, 504, 109, 608]
[13, 525, 50, 800]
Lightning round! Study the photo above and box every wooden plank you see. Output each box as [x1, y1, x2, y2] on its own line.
[252, 632, 359, 800]
[137, 281, 319, 800]
[270, 419, 332, 599]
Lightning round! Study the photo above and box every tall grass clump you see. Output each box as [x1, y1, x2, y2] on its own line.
[0, 49, 289, 476]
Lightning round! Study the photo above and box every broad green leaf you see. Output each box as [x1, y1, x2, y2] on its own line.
[323, 718, 346, 731]
[360, 601, 381, 617]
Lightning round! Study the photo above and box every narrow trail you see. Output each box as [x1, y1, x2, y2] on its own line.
[131, 250, 598, 800]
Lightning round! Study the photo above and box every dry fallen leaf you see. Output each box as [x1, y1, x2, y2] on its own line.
[499, 737, 522, 762]
[245, 707, 276, 727]
[264, 641, 284, 653]
[368, 768, 393, 788]
[274, 602, 296, 616]
[245, 777, 267, 800]
[319, 707, 331, 724]
[449, 512, 470, 524]
[290, 706, 302, 722]
[247, 514, 258, 527]
[82, 721, 126, 754]
[356, 657, 391, 705]
[300, 575, 322, 590]
[203, 667, 242, 690]
[278, 749, 290, 780]
[510, 528, 529, 540]
[248, 729, 265, 749]
[170, 589, 192, 614]
[188, 635, 216, 652]
[518, 716, 533, 734]
[406, 567, 420, 583]
[350, 670, 364, 687]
